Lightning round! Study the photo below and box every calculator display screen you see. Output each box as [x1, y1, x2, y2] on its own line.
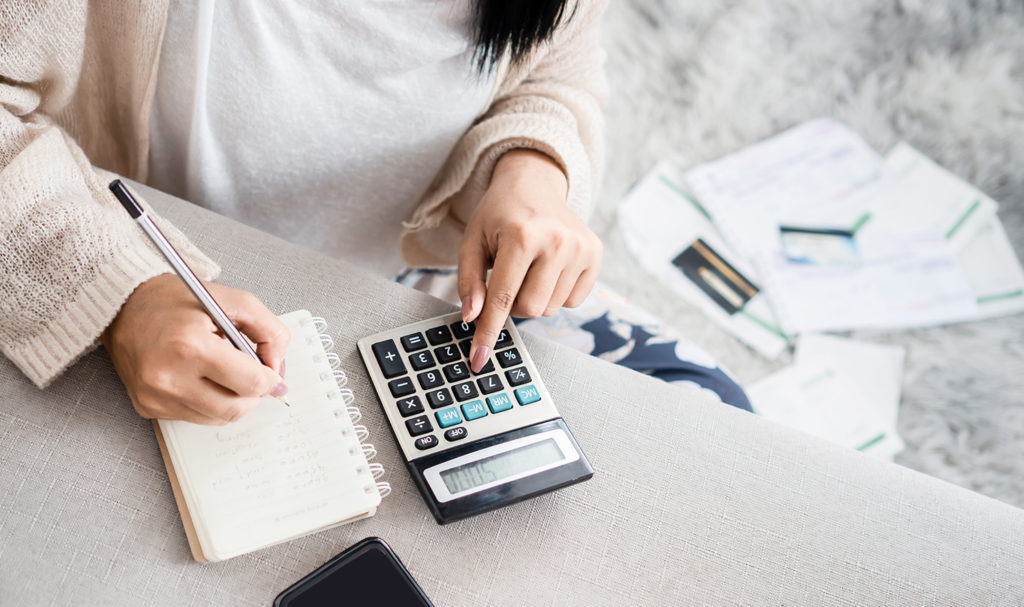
[440, 438, 564, 494]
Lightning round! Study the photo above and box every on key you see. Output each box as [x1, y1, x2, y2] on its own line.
[372, 339, 407, 378]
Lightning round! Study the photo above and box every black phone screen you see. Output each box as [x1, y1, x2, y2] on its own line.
[276, 539, 432, 607]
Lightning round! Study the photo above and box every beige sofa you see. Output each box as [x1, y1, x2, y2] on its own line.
[1, 184, 1021, 605]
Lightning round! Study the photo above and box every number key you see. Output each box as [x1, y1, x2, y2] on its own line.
[452, 381, 479, 402]
[409, 350, 436, 371]
[418, 369, 444, 389]
[497, 347, 521, 368]
[451, 320, 475, 339]
[435, 344, 460, 364]
[476, 374, 502, 394]
[426, 388, 453, 409]
[443, 362, 469, 382]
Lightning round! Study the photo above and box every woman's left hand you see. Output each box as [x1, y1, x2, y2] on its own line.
[458, 149, 603, 373]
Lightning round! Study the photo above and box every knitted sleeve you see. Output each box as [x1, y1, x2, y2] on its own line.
[0, 2, 218, 387]
[399, 0, 609, 267]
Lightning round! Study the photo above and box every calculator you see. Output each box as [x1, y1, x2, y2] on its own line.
[357, 312, 593, 524]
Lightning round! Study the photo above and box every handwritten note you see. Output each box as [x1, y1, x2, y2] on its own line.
[158, 311, 378, 560]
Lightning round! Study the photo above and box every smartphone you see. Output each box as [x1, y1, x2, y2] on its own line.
[274, 537, 434, 607]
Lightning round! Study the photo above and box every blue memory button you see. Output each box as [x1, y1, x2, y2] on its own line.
[435, 407, 462, 428]
[514, 385, 541, 405]
[486, 393, 513, 413]
[461, 400, 488, 421]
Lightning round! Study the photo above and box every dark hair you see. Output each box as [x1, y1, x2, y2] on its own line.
[472, 0, 576, 72]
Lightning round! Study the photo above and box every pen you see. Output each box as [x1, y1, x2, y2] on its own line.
[109, 180, 289, 406]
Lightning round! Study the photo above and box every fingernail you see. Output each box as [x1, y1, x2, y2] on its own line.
[270, 382, 289, 397]
[279, 359, 287, 379]
[461, 296, 475, 322]
[470, 345, 490, 373]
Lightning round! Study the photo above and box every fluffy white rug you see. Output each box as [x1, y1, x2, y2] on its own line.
[596, 0, 1024, 507]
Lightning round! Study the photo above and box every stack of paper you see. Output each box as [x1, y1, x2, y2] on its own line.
[748, 335, 905, 460]
[616, 118, 1024, 457]
[679, 119, 1024, 334]
[618, 163, 789, 358]
[619, 119, 1024, 342]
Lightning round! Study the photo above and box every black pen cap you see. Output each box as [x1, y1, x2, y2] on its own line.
[109, 179, 144, 218]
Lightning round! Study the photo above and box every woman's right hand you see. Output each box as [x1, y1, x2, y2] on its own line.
[102, 274, 290, 425]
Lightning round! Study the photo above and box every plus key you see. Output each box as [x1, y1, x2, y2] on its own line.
[371, 339, 407, 378]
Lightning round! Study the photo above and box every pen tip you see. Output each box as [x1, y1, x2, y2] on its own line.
[279, 395, 290, 406]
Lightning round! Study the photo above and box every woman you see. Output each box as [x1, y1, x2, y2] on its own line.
[0, 0, 748, 425]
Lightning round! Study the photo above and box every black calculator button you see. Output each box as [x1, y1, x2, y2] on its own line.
[409, 350, 436, 371]
[371, 340, 406, 378]
[505, 366, 531, 387]
[494, 330, 513, 350]
[458, 339, 472, 358]
[417, 369, 444, 390]
[426, 326, 453, 345]
[406, 415, 433, 437]
[477, 374, 503, 394]
[451, 320, 475, 339]
[443, 362, 469, 382]
[497, 347, 522, 368]
[388, 377, 416, 397]
[400, 333, 427, 352]
[444, 427, 469, 442]
[452, 381, 479, 402]
[472, 359, 495, 375]
[396, 396, 424, 417]
[426, 388, 453, 409]
[435, 344, 460, 364]
[414, 435, 439, 450]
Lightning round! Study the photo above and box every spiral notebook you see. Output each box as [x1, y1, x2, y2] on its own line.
[153, 310, 389, 563]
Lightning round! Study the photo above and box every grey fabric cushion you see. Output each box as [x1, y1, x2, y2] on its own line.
[1, 184, 1021, 606]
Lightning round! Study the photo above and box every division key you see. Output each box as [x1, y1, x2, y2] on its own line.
[372, 339, 407, 378]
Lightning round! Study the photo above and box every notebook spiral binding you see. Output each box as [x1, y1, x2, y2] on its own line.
[304, 317, 391, 499]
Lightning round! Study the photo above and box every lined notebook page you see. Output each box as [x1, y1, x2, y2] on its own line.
[158, 310, 381, 561]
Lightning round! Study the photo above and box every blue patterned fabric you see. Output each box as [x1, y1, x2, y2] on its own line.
[397, 269, 752, 411]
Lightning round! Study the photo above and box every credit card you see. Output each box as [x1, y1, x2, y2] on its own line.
[671, 238, 759, 315]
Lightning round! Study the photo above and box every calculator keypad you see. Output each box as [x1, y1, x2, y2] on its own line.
[366, 318, 549, 453]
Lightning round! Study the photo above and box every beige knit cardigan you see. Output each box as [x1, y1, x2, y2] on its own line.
[0, 0, 607, 388]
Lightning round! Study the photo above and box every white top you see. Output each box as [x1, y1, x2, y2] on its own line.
[148, 0, 496, 277]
